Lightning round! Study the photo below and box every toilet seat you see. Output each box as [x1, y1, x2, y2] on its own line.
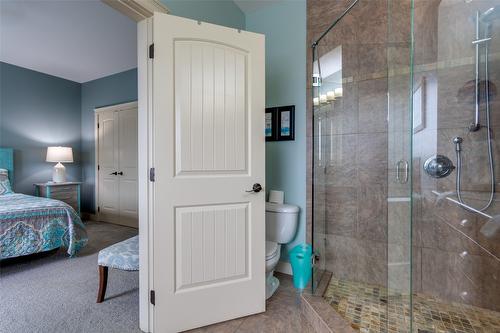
[265, 241, 279, 260]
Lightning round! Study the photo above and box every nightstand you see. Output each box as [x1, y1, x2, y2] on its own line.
[34, 182, 81, 216]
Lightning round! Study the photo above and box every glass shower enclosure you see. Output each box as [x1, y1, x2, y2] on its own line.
[311, 0, 500, 331]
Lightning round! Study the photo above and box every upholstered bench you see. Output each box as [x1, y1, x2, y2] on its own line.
[96, 235, 139, 303]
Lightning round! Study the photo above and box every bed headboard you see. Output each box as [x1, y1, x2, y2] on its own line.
[0, 148, 14, 183]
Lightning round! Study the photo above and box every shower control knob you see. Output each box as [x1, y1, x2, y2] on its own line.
[423, 155, 456, 179]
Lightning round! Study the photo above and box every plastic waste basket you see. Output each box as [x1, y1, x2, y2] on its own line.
[289, 243, 313, 289]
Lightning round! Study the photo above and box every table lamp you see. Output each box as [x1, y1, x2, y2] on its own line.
[46, 146, 73, 183]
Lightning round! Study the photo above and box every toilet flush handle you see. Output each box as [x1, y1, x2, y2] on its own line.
[246, 183, 262, 193]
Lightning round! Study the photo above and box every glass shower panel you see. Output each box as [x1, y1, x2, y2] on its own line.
[412, 0, 500, 331]
[311, 1, 413, 331]
[387, 0, 413, 331]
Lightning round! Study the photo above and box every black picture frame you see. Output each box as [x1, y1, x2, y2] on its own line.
[277, 105, 295, 141]
[265, 107, 278, 141]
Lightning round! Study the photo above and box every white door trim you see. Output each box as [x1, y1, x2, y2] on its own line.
[94, 101, 138, 225]
[138, 18, 153, 333]
[101, 0, 169, 22]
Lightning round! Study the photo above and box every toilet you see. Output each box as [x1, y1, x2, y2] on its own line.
[265, 202, 299, 299]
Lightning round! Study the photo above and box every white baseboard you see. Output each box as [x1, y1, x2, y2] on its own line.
[275, 261, 293, 275]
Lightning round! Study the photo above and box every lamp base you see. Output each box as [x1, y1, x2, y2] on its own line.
[52, 162, 66, 183]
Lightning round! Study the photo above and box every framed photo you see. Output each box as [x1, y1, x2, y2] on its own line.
[413, 77, 426, 133]
[265, 107, 278, 141]
[277, 105, 295, 141]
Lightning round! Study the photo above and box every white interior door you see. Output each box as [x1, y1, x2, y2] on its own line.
[118, 108, 138, 227]
[98, 110, 119, 222]
[152, 13, 265, 332]
[97, 104, 138, 228]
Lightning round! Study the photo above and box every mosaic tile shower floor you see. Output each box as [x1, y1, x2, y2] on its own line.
[323, 277, 500, 333]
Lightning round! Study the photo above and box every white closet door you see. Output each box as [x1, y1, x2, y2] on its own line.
[117, 108, 138, 227]
[97, 104, 138, 228]
[98, 110, 119, 223]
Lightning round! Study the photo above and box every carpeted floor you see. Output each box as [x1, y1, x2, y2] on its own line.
[0, 221, 140, 333]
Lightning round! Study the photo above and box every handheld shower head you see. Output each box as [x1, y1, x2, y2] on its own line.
[480, 6, 500, 23]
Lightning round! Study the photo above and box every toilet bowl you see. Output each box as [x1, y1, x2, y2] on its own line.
[265, 202, 299, 299]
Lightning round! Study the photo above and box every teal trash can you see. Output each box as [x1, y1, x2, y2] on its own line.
[289, 244, 313, 289]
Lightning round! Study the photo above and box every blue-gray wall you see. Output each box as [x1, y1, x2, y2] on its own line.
[80, 69, 137, 212]
[0, 62, 81, 194]
[246, 1, 307, 259]
[161, 0, 245, 29]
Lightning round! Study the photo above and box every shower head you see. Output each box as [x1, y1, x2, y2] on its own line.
[480, 6, 500, 23]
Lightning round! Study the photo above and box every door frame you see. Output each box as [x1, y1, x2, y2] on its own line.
[94, 101, 139, 226]
[102, 0, 168, 22]
[138, 17, 153, 333]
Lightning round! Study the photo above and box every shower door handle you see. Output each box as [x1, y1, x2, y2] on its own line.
[396, 160, 409, 184]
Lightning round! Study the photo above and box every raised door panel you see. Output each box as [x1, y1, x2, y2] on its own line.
[98, 110, 119, 222]
[175, 204, 248, 291]
[175, 41, 248, 176]
[118, 108, 138, 227]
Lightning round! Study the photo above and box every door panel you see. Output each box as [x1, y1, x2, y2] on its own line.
[152, 13, 265, 332]
[118, 108, 138, 227]
[175, 203, 248, 290]
[98, 110, 119, 222]
[175, 41, 248, 175]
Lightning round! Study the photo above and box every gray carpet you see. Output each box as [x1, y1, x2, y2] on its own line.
[0, 221, 140, 333]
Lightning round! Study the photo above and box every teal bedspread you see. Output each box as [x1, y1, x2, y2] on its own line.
[0, 193, 88, 259]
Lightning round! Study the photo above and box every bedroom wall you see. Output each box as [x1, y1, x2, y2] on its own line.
[80, 69, 137, 213]
[0, 62, 81, 194]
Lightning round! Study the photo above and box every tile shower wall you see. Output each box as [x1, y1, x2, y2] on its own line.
[412, 0, 500, 312]
[307, 0, 396, 288]
[307, 0, 500, 313]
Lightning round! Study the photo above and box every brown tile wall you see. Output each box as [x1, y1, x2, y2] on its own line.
[307, 0, 500, 312]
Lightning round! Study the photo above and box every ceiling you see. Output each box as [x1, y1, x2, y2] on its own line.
[0, 0, 137, 83]
[233, 0, 281, 14]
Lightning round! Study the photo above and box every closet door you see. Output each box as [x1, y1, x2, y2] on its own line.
[97, 105, 138, 228]
[117, 108, 138, 227]
[98, 110, 120, 223]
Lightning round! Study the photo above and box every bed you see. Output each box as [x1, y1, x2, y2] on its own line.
[0, 148, 88, 259]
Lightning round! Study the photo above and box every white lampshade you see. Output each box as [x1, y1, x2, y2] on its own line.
[46, 147, 73, 163]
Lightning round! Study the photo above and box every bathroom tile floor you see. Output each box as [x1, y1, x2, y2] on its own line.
[187, 273, 315, 333]
[323, 277, 500, 333]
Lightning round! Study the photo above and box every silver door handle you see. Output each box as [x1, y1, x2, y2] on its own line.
[396, 160, 409, 184]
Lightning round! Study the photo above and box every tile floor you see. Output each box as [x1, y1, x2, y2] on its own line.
[188, 273, 315, 333]
[323, 277, 500, 333]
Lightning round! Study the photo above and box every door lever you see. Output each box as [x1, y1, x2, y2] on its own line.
[246, 183, 262, 193]
[110, 172, 118, 175]
[118, 171, 124, 176]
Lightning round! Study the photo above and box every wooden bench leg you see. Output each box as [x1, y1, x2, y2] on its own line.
[97, 265, 108, 303]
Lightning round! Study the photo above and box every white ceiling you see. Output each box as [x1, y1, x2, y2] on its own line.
[0, 0, 137, 83]
[233, 0, 281, 14]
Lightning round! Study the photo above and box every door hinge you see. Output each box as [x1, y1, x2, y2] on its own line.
[150, 290, 155, 305]
[97, 123, 99, 129]
[98, 164, 100, 171]
[97, 206, 100, 213]
[149, 168, 155, 182]
[149, 43, 154, 59]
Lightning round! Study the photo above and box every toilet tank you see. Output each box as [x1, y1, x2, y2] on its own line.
[266, 202, 300, 244]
